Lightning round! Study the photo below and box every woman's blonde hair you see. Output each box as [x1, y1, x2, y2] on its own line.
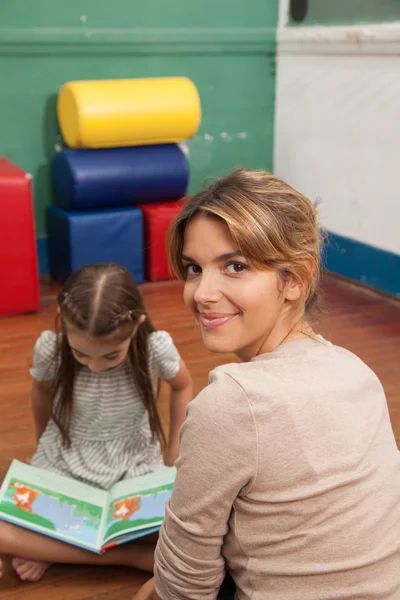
[167, 168, 323, 312]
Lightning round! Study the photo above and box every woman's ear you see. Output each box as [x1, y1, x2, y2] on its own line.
[285, 258, 316, 302]
[284, 275, 303, 302]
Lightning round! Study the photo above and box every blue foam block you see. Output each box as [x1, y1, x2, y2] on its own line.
[52, 144, 189, 210]
[46, 206, 144, 283]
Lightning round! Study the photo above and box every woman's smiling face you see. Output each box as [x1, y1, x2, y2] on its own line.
[181, 214, 301, 361]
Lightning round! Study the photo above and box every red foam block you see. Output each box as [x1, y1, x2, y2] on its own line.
[0, 157, 40, 316]
[138, 200, 185, 282]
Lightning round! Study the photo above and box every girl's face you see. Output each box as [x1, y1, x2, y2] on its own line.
[66, 330, 132, 372]
[182, 215, 302, 361]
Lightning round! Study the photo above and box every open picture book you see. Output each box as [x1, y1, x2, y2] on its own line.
[0, 459, 175, 554]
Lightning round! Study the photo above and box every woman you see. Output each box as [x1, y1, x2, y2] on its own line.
[139, 168, 400, 599]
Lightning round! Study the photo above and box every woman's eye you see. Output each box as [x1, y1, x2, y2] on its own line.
[226, 262, 246, 274]
[185, 264, 202, 275]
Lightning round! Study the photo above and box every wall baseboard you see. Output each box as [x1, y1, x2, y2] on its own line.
[37, 237, 49, 277]
[325, 231, 400, 298]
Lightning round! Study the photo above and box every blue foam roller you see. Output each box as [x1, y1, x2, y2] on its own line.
[46, 206, 144, 283]
[52, 144, 189, 210]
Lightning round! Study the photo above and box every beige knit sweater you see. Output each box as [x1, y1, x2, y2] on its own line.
[154, 337, 400, 599]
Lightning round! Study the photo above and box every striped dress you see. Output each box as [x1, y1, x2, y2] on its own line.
[30, 330, 181, 489]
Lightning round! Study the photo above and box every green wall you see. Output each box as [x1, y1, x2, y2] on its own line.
[0, 1, 278, 274]
[290, 0, 400, 26]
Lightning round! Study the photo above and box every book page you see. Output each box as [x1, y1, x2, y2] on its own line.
[103, 467, 176, 546]
[0, 460, 108, 552]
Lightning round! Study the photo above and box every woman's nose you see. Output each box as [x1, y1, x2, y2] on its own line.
[193, 271, 222, 305]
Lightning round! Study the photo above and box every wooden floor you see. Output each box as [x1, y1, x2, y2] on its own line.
[1, 274, 399, 599]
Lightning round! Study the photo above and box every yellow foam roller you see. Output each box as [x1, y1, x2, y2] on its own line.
[57, 77, 201, 149]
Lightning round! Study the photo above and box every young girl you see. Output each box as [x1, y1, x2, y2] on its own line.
[136, 169, 400, 600]
[0, 262, 192, 583]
